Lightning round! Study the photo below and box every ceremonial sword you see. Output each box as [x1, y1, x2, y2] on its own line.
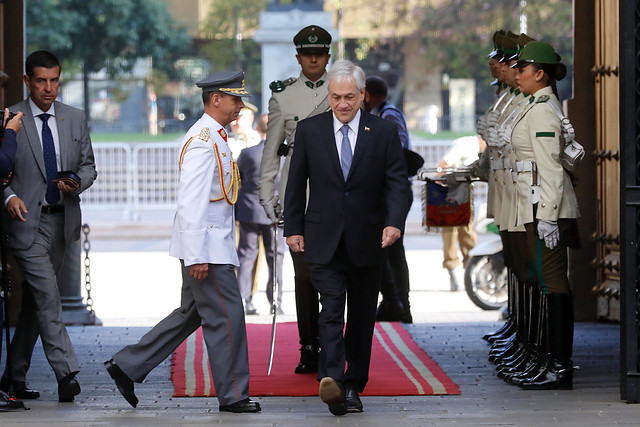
[267, 204, 284, 375]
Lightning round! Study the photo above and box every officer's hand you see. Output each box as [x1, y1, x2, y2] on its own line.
[261, 197, 280, 224]
[485, 127, 499, 147]
[476, 115, 487, 137]
[190, 263, 209, 280]
[382, 226, 401, 248]
[537, 220, 560, 250]
[7, 196, 27, 222]
[486, 110, 500, 127]
[4, 109, 23, 133]
[287, 235, 304, 252]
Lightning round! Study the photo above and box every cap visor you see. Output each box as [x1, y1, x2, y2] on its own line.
[511, 60, 531, 69]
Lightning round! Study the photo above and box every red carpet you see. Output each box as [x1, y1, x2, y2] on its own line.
[171, 322, 460, 397]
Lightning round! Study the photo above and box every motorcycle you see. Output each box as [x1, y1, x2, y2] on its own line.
[464, 220, 508, 310]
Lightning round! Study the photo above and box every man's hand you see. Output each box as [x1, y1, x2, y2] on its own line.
[4, 108, 23, 133]
[7, 196, 27, 222]
[381, 226, 401, 248]
[57, 179, 79, 193]
[190, 263, 208, 280]
[261, 197, 281, 224]
[286, 235, 304, 252]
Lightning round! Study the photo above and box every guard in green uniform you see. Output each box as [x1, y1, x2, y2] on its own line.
[259, 25, 332, 374]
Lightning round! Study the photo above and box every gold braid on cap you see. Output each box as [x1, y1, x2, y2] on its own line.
[219, 79, 249, 95]
[211, 142, 241, 205]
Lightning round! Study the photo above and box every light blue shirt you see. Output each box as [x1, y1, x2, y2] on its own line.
[332, 109, 361, 164]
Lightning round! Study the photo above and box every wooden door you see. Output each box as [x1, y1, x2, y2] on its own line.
[593, 0, 620, 321]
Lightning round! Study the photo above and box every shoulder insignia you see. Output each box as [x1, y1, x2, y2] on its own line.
[536, 95, 550, 103]
[199, 127, 210, 141]
[269, 77, 297, 93]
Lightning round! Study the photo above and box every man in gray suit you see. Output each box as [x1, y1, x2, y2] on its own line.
[0, 50, 97, 402]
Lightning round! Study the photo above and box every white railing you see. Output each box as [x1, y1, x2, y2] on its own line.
[82, 139, 486, 220]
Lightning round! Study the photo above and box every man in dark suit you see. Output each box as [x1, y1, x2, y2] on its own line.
[235, 114, 286, 315]
[0, 50, 97, 403]
[284, 60, 410, 416]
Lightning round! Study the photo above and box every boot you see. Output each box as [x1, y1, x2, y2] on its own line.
[295, 344, 319, 374]
[518, 292, 574, 390]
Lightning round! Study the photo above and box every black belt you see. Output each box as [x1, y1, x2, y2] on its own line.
[41, 205, 64, 214]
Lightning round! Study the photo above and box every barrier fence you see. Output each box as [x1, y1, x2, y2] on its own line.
[83, 140, 486, 220]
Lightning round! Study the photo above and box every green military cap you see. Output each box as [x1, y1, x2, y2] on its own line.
[488, 29, 506, 59]
[499, 31, 520, 62]
[294, 25, 332, 52]
[508, 33, 536, 61]
[512, 41, 560, 68]
[196, 70, 250, 97]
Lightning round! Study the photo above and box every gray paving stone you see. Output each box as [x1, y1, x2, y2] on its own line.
[0, 321, 631, 426]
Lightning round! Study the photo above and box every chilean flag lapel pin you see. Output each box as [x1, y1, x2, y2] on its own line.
[364, 126, 370, 131]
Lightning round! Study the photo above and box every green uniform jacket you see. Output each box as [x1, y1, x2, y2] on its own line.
[259, 71, 330, 206]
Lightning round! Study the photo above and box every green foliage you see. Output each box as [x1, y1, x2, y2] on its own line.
[199, 0, 268, 97]
[393, 0, 572, 85]
[25, 0, 190, 77]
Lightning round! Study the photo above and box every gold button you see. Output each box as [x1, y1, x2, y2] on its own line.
[209, 225, 213, 228]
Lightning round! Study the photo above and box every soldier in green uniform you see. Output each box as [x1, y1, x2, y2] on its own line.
[259, 25, 332, 374]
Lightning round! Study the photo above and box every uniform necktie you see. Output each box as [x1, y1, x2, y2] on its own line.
[39, 113, 59, 206]
[340, 124, 352, 180]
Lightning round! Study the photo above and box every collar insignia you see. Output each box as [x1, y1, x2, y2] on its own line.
[218, 128, 228, 142]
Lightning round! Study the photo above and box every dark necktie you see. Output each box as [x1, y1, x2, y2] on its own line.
[340, 124, 352, 180]
[39, 113, 60, 206]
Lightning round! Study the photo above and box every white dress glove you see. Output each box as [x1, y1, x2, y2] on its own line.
[537, 219, 560, 250]
[496, 125, 512, 149]
[485, 127, 499, 147]
[476, 115, 487, 138]
[261, 197, 282, 224]
[486, 110, 500, 128]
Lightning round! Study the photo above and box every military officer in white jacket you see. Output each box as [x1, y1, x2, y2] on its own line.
[104, 71, 261, 414]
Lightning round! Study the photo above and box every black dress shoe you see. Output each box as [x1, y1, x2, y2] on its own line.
[319, 377, 347, 416]
[295, 344, 319, 374]
[104, 359, 138, 408]
[57, 374, 81, 403]
[219, 398, 261, 413]
[0, 390, 24, 411]
[345, 388, 363, 413]
[0, 377, 40, 399]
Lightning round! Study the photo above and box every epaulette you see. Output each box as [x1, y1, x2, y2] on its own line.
[269, 77, 297, 93]
[199, 127, 210, 141]
[536, 94, 550, 103]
